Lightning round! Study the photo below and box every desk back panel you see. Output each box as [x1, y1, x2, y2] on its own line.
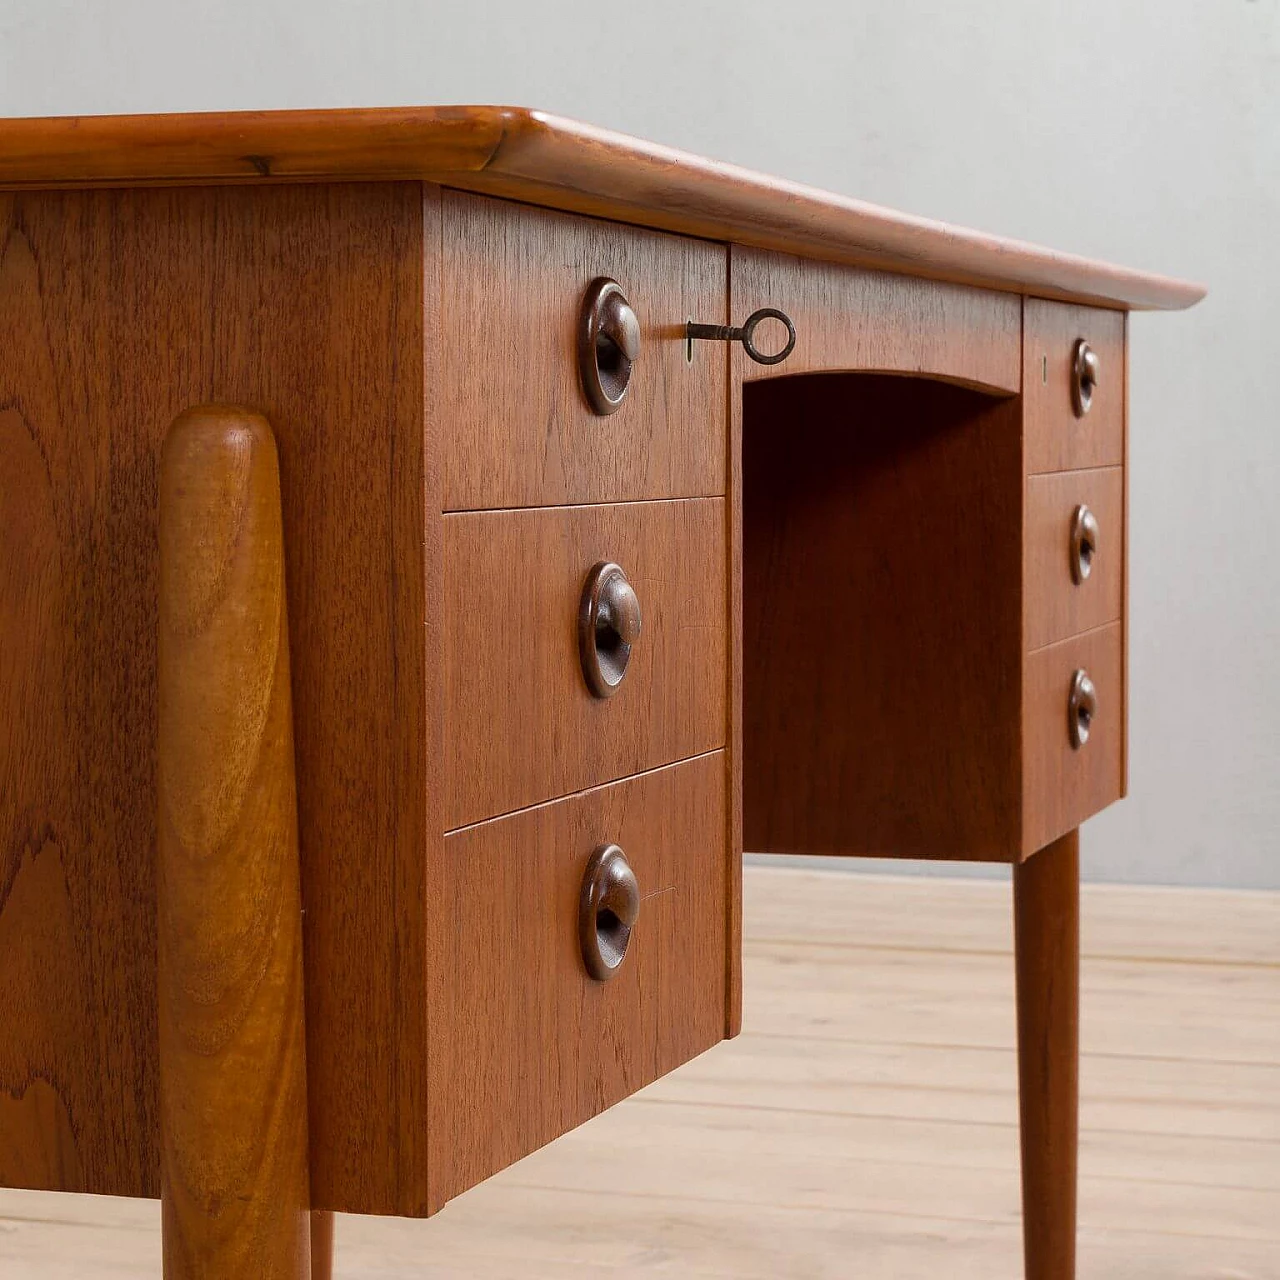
[742, 373, 1025, 861]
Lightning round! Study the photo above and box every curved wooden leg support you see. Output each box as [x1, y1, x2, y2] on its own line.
[310, 1211, 334, 1280]
[158, 407, 312, 1279]
[1013, 829, 1080, 1280]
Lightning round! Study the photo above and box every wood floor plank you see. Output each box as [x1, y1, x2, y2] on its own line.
[650, 1033, 1280, 1141]
[746, 867, 1280, 967]
[2, 869, 1276, 1278]
[492, 1112, 1278, 1241]
[745, 947, 1280, 1063]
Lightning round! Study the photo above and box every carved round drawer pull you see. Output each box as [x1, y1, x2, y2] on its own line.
[579, 278, 641, 415]
[580, 844, 640, 981]
[1072, 339, 1100, 417]
[1069, 668, 1097, 750]
[579, 561, 642, 698]
[1070, 504, 1099, 584]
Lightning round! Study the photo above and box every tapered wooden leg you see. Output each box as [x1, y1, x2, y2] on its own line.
[158, 407, 312, 1279]
[310, 1212, 334, 1280]
[1013, 829, 1080, 1280]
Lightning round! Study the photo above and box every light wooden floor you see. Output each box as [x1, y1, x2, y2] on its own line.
[2, 867, 1277, 1278]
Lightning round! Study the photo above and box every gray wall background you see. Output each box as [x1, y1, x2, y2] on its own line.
[2, 0, 1275, 887]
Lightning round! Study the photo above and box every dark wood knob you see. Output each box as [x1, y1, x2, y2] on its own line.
[1070, 504, 1099, 584]
[579, 561, 642, 698]
[1072, 339, 1100, 416]
[580, 844, 640, 981]
[1069, 668, 1097, 749]
[579, 277, 640, 415]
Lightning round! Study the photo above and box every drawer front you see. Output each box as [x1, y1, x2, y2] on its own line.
[1023, 299, 1124, 474]
[430, 753, 728, 1206]
[1025, 466, 1124, 651]
[444, 498, 727, 828]
[1023, 622, 1123, 854]
[441, 191, 727, 510]
[733, 247, 1021, 393]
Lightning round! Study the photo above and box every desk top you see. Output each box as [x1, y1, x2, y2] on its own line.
[0, 105, 1202, 311]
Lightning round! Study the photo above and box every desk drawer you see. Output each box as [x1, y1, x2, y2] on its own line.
[1023, 622, 1123, 853]
[1025, 466, 1124, 651]
[1023, 299, 1124, 474]
[431, 753, 728, 1205]
[732, 247, 1021, 393]
[444, 498, 727, 828]
[440, 190, 727, 510]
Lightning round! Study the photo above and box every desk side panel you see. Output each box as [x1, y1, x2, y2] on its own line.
[0, 183, 431, 1212]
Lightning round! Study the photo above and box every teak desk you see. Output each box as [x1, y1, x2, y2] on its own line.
[0, 107, 1202, 1279]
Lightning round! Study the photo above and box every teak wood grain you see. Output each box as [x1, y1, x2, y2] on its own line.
[731, 248, 1021, 393]
[1121, 312, 1131, 796]
[8, 872, 1277, 1277]
[157, 408, 311, 1279]
[742, 373, 1025, 861]
[0, 102, 1204, 1280]
[1022, 623, 1124, 856]
[1023, 300, 1125, 475]
[310, 1212, 334, 1280]
[441, 191, 727, 510]
[429, 754, 728, 1210]
[1024, 466, 1125, 651]
[1014, 830, 1081, 1280]
[724, 332, 744, 1039]
[0, 107, 1205, 311]
[0, 183, 432, 1215]
[443, 499, 728, 828]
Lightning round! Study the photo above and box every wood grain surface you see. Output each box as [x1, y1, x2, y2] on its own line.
[724, 335, 744, 1039]
[1024, 466, 1124, 652]
[310, 1212, 334, 1280]
[157, 408, 311, 1279]
[0, 106, 505, 188]
[0, 182, 431, 1215]
[444, 499, 727, 828]
[1014, 831, 1081, 1280]
[441, 191, 727, 510]
[429, 754, 728, 1210]
[1121, 313, 1131, 798]
[4, 869, 1276, 1279]
[731, 248, 1021, 393]
[1023, 300, 1125, 475]
[1022, 624, 1124, 856]
[743, 374, 1024, 861]
[0, 107, 1205, 311]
